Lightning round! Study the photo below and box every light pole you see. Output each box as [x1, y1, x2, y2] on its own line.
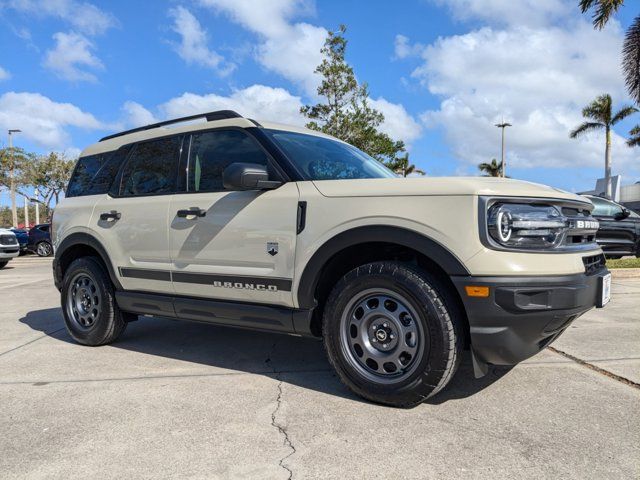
[24, 195, 29, 229]
[8, 129, 22, 228]
[34, 188, 40, 225]
[495, 121, 511, 178]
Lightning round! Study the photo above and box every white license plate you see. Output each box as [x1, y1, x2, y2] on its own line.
[600, 273, 611, 307]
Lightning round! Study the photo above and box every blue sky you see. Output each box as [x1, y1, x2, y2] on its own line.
[0, 0, 639, 206]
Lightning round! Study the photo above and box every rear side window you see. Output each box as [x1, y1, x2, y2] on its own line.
[66, 147, 129, 197]
[119, 136, 181, 196]
[187, 130, 269, 193]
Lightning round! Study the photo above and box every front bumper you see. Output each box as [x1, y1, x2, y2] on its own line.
[0, 246, 20, 260]
[452, 267, 609, 368]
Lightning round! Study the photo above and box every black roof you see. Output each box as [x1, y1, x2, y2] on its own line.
[99, 110, 244, 142]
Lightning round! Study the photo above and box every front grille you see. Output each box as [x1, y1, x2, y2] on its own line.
[0, 235, 17, 246]
[583, 253, 606, 275]
[561, 209, 599, 249]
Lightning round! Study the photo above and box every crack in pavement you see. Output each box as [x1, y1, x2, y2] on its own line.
[548, 346, 640, 390]
[271, 379, 296, 480]
[0, 328, 65, 358]
[266, 341, 296, 480]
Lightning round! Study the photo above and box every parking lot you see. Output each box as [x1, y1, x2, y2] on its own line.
[1, 256, 638, 479]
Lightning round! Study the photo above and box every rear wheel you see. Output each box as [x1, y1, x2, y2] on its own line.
[61, 257, 127, 346]
[36, 241, 53, 257]
[322, 261, 463, 408]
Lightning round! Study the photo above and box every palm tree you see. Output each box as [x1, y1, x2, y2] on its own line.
[570, 93, 637, 198]
[580, 1, 640, 105]
[391, 153, 425, 177]
[478, 158, 503, 177]
[628, 125, 640, 147]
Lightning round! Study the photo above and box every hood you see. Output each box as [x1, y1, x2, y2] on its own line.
[0, 228, 15, 235]
[312, 177, 588, 203]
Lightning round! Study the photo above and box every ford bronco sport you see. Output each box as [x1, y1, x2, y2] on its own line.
[53, 110, 611, 407]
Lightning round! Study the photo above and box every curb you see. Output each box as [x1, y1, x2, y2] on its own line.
[610, 268, 640, 279]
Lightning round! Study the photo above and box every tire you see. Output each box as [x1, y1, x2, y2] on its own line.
[0, 261, 7, 270]
[322, 261, 463, 408]
[61, 257, 127, 346]
[36, 241, 53, 257]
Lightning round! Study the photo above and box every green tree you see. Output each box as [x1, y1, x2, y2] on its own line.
[388, 153, 425, 177]
[627, 125, 640, 146]
[301, 25, 405, 164]
[478, 158, 503, 177]
[0, 146, 33, 227]
[570, 93, 637, 197]
[24, 152, 75, 208]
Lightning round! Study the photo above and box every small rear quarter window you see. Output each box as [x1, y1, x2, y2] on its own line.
[66, 147, 130, 197]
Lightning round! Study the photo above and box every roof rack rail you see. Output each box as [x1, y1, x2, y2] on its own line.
[99, 110, 243, 142]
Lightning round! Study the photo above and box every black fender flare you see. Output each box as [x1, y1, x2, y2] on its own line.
[296, 225, 470, 309]
[54, 232, 122, 291]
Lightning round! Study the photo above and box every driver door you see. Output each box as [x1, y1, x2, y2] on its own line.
[168, 129, 299, 307]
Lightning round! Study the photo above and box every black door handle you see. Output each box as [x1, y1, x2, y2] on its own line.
[100, 210, 121, 221]
[177, 207, 207, 218]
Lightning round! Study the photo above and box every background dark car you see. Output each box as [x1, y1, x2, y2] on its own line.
[586, 195, 640, 259]
[27, 224, 53, 257]
[9, 228, 29, 255]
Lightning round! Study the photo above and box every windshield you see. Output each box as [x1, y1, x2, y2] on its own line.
[266, 129, 396, 181]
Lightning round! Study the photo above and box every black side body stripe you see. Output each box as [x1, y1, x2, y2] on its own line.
[118, 267, 292, 292]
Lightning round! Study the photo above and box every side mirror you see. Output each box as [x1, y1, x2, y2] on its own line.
[615, 208, 631, 220]
[222, 163, 282, 191]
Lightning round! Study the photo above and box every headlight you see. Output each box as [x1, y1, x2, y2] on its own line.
[487, 203, 568, 249]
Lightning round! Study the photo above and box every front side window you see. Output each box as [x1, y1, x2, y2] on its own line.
[590, 197, 622, 217]
[120, 136, 181, 196]
[266, 130, 396, 181]
[186, 130, 270, 193]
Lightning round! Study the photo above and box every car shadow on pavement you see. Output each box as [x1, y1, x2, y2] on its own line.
[20, 308, 511, 406]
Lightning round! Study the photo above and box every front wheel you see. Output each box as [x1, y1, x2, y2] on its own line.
[0, 261, 7, 270]
[322, 261, 463, 408]
[61, 257, 127, 346]
[36, 241, 53, 257]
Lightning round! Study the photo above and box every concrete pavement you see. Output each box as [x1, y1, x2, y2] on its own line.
[1, 257, 638, 479]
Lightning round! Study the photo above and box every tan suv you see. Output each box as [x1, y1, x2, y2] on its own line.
[52, 110, 611, 407]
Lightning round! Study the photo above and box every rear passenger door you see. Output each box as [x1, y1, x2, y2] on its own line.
[168, 129, 299, 307]
[92, 135, 182, 294]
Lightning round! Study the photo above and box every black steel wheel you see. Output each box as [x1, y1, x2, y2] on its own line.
[61, 257, 127, 346]
[340, 288, 425, 383]
[323, 261, 463, 408]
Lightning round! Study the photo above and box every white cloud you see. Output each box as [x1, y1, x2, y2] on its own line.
[0, 66, 10, 80]
[394, 34, 425, 59]
[369, 97, 422, 145]
[404, 15, 637, 173]
[5, 0, 117, 35]
[124, 84, 422, 148]
[168, 6, 234, 75]
[198, 0, 326, 94]
[43, 31, 103, 82]
[122, 101, 158, 128]
[0, 92, 105, 149]
[159, 84, 306, 125]
[430, 0, 571, 28]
